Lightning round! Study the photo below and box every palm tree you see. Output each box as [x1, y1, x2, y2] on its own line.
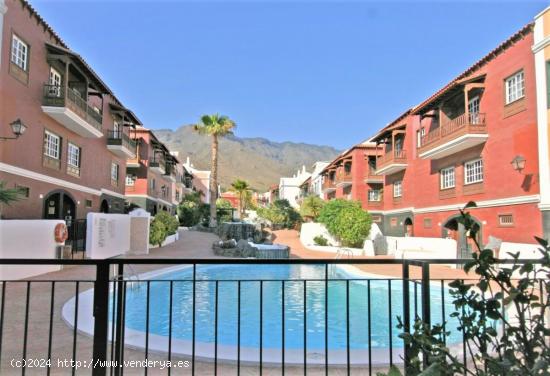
[193, 114, 236, 227]
[230, 179, 251, 219]
[0, 181, 21, 218]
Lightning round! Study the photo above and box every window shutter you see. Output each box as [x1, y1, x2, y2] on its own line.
[546, 61, 550, 109]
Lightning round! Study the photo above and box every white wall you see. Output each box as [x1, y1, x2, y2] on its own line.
[386, 236, 457, 259]
[499, 242, 544, 259]
[300, 222, 340, 247]
[86, 213, 131, 259]
[0, 220, 64, 280]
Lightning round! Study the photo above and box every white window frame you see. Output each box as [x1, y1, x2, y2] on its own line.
[468, 96, 480, 124]
[417, 127, 426, 148]
[505, 71, 525, 105]
[11, 34, 28, 71]
[49, 67, 62, 96]
[368, 190, 381, 202]
[440, 166, 455, 190]
[67, 143, 80, 168]
[125, 175, 135, 186]
[111, 163, 119, 181]
[464, 159, 484, 185]
[113, 121, 121, 138]
[393, 180, 402, 198]
[44, 131, 60, 159]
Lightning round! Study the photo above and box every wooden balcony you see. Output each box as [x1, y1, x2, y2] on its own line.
[149, 157, 166, 175]
[107, 131, 137, 158]
[336, 170, 353, 187]
[164, 164, 177, 182]
[364, 168, 383, 183]
[322, 178, 336, 192]
[375, 150, 407, 175]
[41, 84, 103, 138]
[126, 158, 141, 168]
[418, 113, 488, 159]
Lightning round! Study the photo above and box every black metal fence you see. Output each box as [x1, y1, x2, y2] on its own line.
[0, 258, 545, 375]
[66, 219, 87, 257]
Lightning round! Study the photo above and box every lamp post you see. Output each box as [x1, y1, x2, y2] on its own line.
[0, 119, 27, 141]
[511, 155, 526, 173]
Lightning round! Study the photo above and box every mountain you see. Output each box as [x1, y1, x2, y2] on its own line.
[154, 125, 341, 191]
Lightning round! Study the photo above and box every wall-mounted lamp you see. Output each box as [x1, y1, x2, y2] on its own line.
[510, 155, 526, 173]
[0, 119, 27, 141]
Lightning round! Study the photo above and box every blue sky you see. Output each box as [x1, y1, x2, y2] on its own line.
[34, 0, 546, 149]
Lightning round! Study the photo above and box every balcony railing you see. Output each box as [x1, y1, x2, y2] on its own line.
[323, 177, 336, 191]
[419, 113, 487, 153]
[107, 131, 137, 153]
[377, 149, 406, 168]
[149, 157, 166, 172]
[42, 84, 103, 131]
[365, 168, 383, 183]
[336, 169, 353, 185]
[0, 258, 541, 375]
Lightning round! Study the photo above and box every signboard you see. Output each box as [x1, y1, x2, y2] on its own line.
[86, 213, 131, 259]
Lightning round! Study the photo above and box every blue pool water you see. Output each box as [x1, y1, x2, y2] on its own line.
[119, 264, 462, 350]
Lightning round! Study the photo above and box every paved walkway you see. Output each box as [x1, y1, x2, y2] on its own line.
[0, 228, 470, 375]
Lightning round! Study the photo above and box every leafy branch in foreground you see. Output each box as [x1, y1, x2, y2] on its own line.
[380, 201, 550, 376]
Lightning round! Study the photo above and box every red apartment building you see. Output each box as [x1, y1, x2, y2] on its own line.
[369, 24, 544, 252]
[321, 142, 384, 211]
[125, 127, 181, 215]
[0, 0, 140, 220]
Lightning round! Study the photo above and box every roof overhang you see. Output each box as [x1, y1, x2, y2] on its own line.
[109, 103, 142, 127]
[45, 43, 111, 94]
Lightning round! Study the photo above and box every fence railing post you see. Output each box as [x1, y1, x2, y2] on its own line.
[114, 264, 125, 376]
[402, 260, 411, 374]
[92, 261, 110, 376]
[421, 261, 431, 370]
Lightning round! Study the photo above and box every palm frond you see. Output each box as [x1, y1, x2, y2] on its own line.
[192, 114, 236, 137]
[0, 181, 21, 205]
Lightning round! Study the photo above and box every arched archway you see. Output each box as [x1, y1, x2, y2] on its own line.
[100, 200, 110, 213]
[43, 190, 76, 224]
[404, 217, 413, 237]
[442, 214, 483, 259]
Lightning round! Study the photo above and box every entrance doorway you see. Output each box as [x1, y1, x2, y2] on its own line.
[100, 200, 109, 213]
[443, 215, 482, 259]
[404, 217, 413, 237]
[43, 191, 76, 225]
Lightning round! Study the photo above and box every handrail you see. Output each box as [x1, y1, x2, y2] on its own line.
[420, 112, 487, 148]
[107, 131, 137, 150]
[43, 84, 103, 130]
[0, 258, 540, 265]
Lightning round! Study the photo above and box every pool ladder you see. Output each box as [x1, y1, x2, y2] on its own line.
[112, 265, 141, 290]
[329, 248, 353, 276]
[125, 265, 141, 290]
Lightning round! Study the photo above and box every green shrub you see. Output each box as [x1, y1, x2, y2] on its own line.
[313, 235, 329, 246]
[155, 211, 179, 235]
[317, 199, 371, 247]
[198, 203, 211, 226]
[216, 199, 234, 223]
[299, 195, 325, 221]
[177, 204, 197, 227]
[149, 218, 167, 247]
[257, 199, 301, 229]
[177, 192, 209, 227]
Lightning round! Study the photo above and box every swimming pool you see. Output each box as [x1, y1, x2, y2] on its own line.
[118, 264, 462, 352]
